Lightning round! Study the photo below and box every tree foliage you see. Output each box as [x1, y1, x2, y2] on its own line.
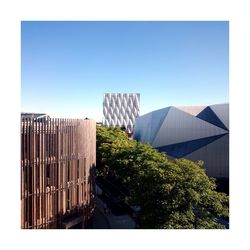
[96, 126, 229, 229]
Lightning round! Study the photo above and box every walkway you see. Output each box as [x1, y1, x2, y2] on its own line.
[92, 196, 136, 229]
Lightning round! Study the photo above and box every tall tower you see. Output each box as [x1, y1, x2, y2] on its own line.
[103, 93, 140, 133]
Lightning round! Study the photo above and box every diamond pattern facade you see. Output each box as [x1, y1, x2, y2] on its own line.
[134, 103, 229, 178]
[103, 93, 140, 133]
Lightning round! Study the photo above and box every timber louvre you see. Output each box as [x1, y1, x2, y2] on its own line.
[21, 117, 96, 229]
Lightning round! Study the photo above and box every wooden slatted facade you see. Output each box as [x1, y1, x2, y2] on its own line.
[21, 118, 96, 229]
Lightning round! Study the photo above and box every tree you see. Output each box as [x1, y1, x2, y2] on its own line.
[96, 126, 229, 229]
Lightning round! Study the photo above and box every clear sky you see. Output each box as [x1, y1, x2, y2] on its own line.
[21, 21, 229, 121]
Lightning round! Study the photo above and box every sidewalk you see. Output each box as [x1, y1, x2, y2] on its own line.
[92, 206, 111, 229]
[93, 196, 136, 229]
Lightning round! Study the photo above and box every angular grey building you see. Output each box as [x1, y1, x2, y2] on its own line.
[103, 93, 140, 133]
[134, 103, 229, 179]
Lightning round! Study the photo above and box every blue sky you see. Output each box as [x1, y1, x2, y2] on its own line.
[21, 21, 229, 121]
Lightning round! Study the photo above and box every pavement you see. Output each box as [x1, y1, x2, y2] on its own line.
[92, 196, 136, 229]
[92, 206, 110, 229]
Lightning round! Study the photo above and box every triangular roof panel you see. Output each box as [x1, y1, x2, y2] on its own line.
[175, 105, 205, 116]
[197, 106, 228, 131]
[209, 104, 229, 130]
[153, 107, 228, 147]
[149, 107, 171, 143]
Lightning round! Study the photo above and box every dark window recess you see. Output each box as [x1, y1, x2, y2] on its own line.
[83, 158, 86, 179]
[77, 160, 79, 179]
[46, 165, 50, 178]
[67, 189, 70, 209]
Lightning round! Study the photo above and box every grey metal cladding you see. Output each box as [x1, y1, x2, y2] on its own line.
[209, 103, 229, 130]
[185, 134, 229, 178]
[134, 103, 229, 178]
[197, 106, 228, 131]
[134, 112, 152, 143]
[134, 107, 171, 144]
[156, 133, 227, 158]
[152, 106, 228, 147]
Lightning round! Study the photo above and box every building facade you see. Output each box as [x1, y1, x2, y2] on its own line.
[103, 93, 140, 133]
[21, 112, 48, 119]
[21, 117, 96, 229]
[134, 104, 229, 179]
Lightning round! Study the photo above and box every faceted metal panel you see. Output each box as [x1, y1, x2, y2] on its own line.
[197, 106, 228, 131]
[134, 107, 170, 144]
[134, 112, 152, 143]
[175, 106, 205, 116]
[134, 103, 229, 178]
[150, 107, 171, 143]
[103, 93, 140, 133]
[209, 103, 229, 130]
[152, 107, 228, 147]
[156, 133, 227, 158]
[185, 134, 229, 178]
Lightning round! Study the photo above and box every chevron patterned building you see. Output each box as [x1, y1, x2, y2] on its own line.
[134, 103, 229, 179]
[103, 93, 140, 133]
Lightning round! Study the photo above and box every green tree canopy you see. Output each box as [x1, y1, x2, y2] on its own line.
[96, 126, 229, 229]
